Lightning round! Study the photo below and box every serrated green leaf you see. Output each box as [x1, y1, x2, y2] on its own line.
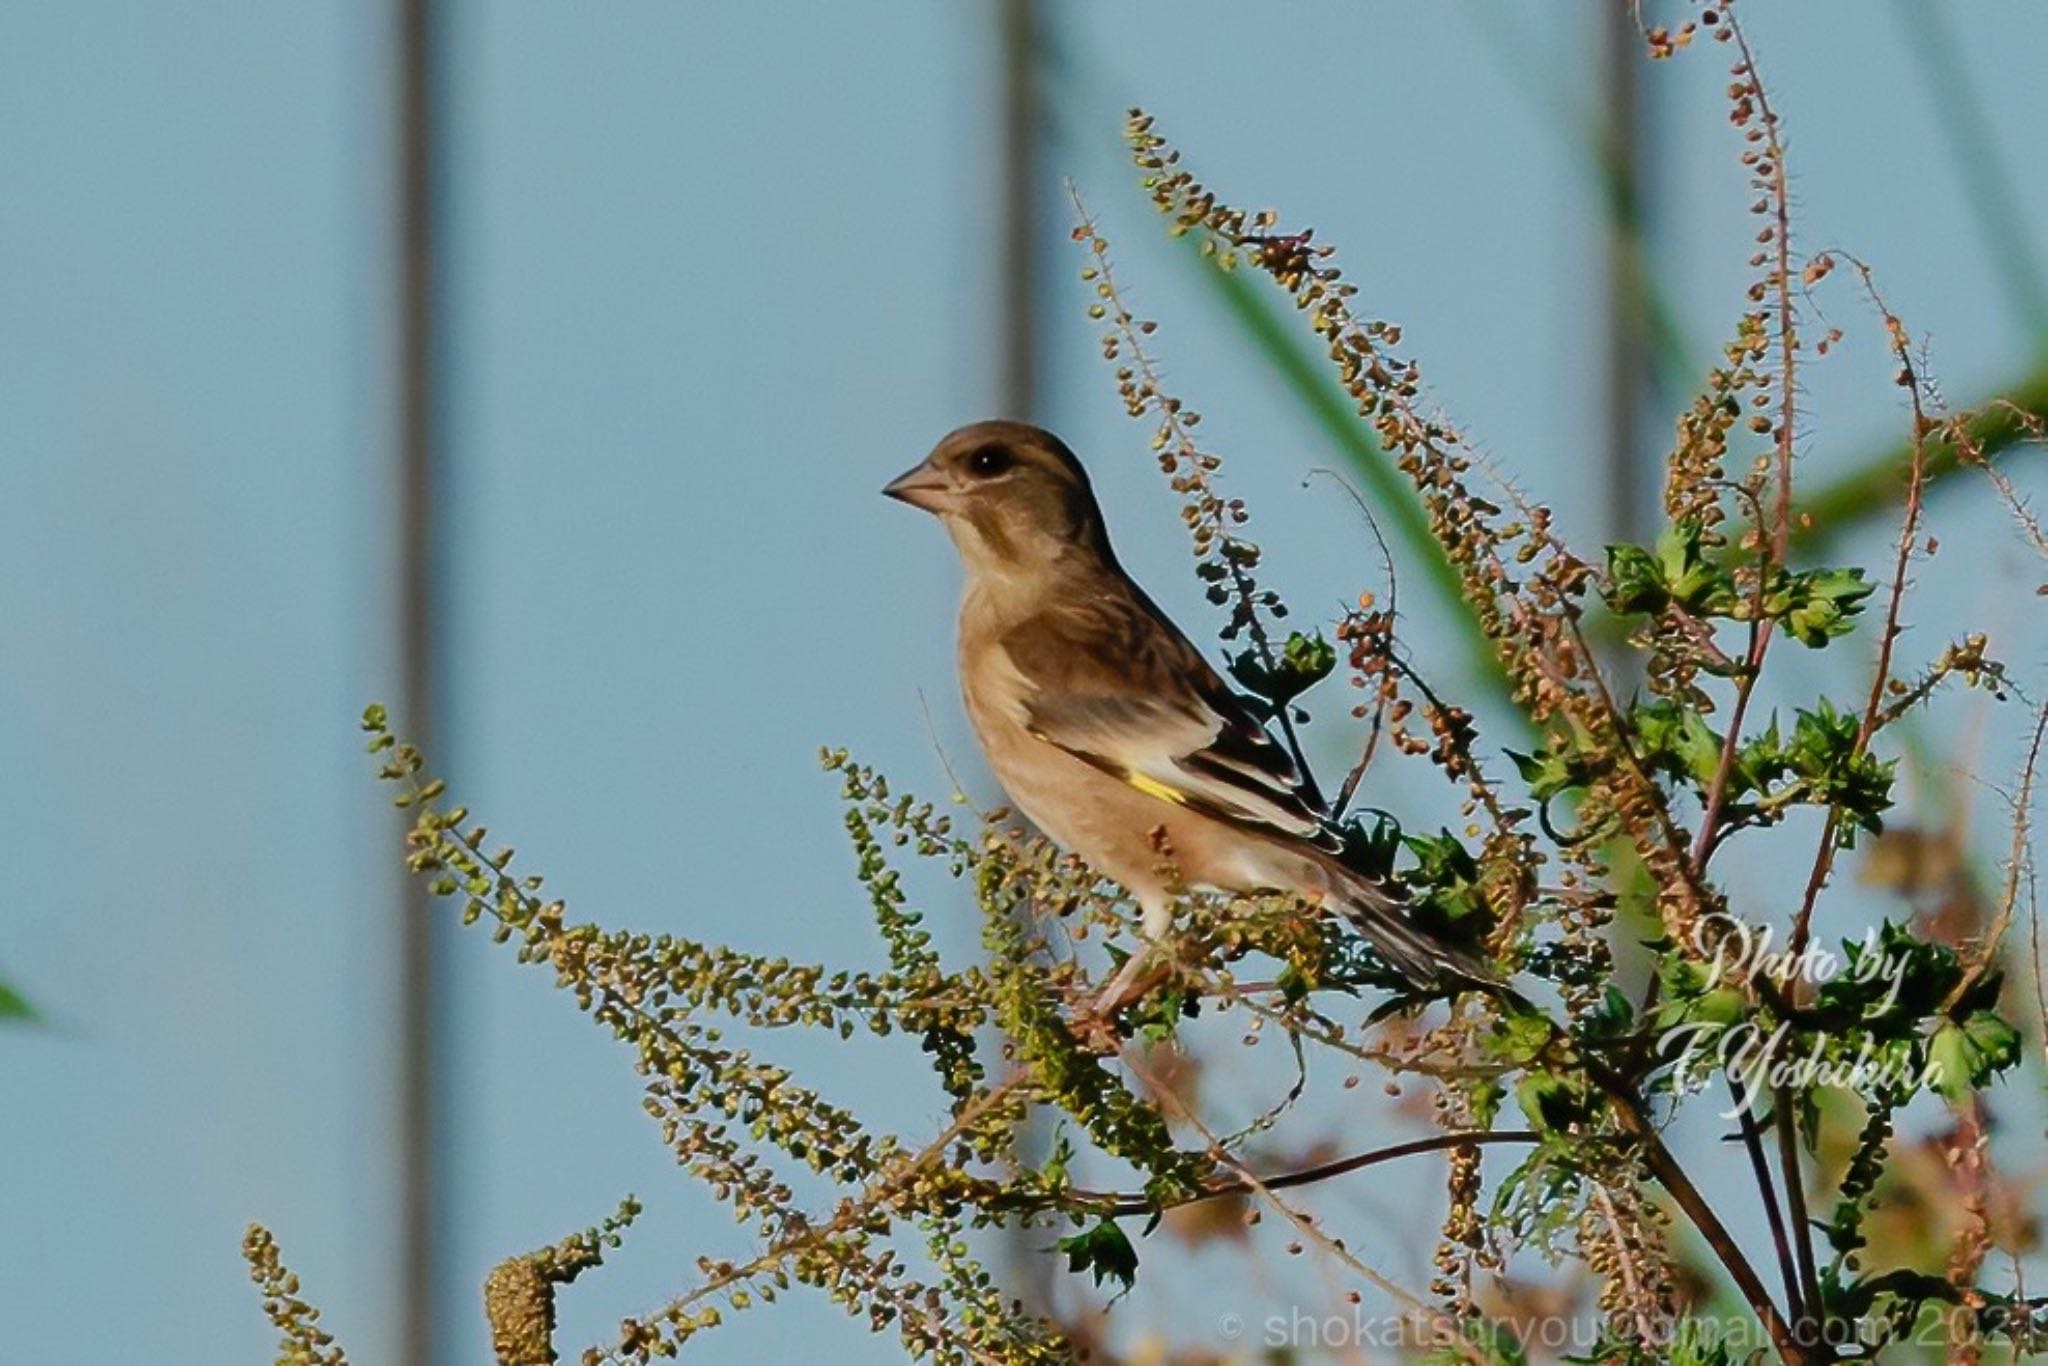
[1228, 630, 1337, 709]
[1630, 700, 1725, 792]
[1655, 518, 1737, 614]
[1773, 567, 1875, 647]
[1932, 1010, 2022, 1102]
[1514, 1070, 1592, 1132]
[1057, 1219, 1138, 1292]
[1507, 746, 1586, 802]
[1335, 810, 1403, 879]
[1603, 543, 1666, 614]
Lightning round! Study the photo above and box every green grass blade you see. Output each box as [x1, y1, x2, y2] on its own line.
[0, 974, 36, 1022]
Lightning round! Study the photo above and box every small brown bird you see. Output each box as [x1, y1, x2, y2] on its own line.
[884, 420, 1489, 1001]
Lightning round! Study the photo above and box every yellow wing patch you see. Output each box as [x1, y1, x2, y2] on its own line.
[1122, 771, 1189, 806]
[1022, 720, 1191, 809]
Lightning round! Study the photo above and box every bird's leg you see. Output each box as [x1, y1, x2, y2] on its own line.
[1073, 899, 1175, 1051]
[1093, 950, 1167, 1015]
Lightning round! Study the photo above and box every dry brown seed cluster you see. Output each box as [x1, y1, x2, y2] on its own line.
[1663, 312, 1767, 535]
[1125, 113, 1732, 951]
[1577, 1170, 1680, 1343]
[1069, 206, 1283, 654]
[242, 1225, 350, 1366]
[1126, 109, 1607, 738]
[369, 718, 1108, 1362]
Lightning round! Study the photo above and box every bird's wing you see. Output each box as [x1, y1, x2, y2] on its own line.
[999, 591, 1338, 849]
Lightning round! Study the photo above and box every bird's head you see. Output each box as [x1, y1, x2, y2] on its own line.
[883, 421, 1112, 578]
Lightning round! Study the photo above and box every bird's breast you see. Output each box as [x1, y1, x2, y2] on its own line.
[957, 637, 1232, 900]
[960, 643, 1100, 840]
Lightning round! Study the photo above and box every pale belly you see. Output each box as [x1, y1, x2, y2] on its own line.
[964, 705, 1266, 905]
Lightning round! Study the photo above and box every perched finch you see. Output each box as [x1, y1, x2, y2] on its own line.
[885, 420, 1491, 1003]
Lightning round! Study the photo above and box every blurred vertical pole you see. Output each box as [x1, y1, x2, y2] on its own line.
[995, 0, 1050, 1322]
[998, 0, 1040, 420]
[395, 0, 443, 1362]
[1599, 0, 1647, 546]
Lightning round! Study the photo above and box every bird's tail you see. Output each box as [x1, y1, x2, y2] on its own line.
[1323, 861, 1500, 992]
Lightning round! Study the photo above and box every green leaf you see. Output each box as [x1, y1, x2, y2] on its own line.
[1578, 986, 1637, 1045]
[1280, 629, 1336, 684]
[1765, 698, 1896, 843]
[1930, 1010, 2022, 1102]
[1507, 745, 1588, 802]
[1655, 518, 1736, 614]
[1667, 1319, 1742, 1366]
[1400, 829, 1493, 940]
[1468, 1076, 1506, 1128]
[1403, 829, 1479, 885]
[1514, 1069, 1592, 1132]
[1603, 521, 1737, 617]
[1603, 543, 1667, 614]
[1768, 567, 1874, 648]
[1733, 714, 1790, 795]
[1039, 1127, 1074, 1192]
[1814, 921, 1961, 1033]
[1651, 953, 1747, 1035]
[1828, 1266, 1961, 1321]
[1630, 700, 1725, 791]
[1056, 1219, 1138, 1292]
[1485, 999, 1556, 1068]
[1226, 630, 1337, 708]
[1962, 1010, 2021, 1069]
[1929, 1023, 1974, 1103]
[1335, 810, 1403, 879]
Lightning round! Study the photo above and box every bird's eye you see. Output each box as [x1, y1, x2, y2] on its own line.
[967, 446, 1014, 478]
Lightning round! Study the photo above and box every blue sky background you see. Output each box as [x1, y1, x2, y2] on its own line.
[3, 4, 2045, 1362]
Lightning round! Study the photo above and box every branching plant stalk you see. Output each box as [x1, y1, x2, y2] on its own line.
[264, 23, 2048, 1359]
[1789, 284, 1934, 966]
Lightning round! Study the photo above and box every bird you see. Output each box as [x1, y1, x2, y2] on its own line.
[883, 419, 1492, 1007]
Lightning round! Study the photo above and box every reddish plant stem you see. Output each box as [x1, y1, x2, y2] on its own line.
[1730, 1072, 1806, 1325]
[1077, 1129, 1542, 1217]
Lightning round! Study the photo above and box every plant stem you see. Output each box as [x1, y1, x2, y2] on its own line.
[1730, 1073, 1805, 1325]
[1076, 1129, 1542, 1217]
[1787, 366, 2048, 554]
[1776, 1086, 1823, 1328]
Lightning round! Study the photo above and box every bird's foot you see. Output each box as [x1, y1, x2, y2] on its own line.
[1069, 1007, 1124, 1055]
[1071, 955, 1172, 1053]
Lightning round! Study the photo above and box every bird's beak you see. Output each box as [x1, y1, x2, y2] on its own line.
[881, 459, 953, 513]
